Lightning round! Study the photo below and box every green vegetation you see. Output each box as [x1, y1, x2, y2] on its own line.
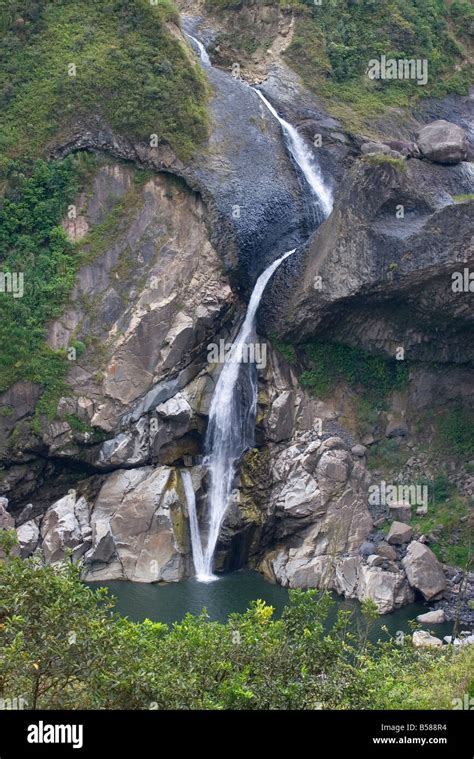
[452, 193, 474, 203]
[436, 405, 474, 457]
[205, 1, 472, 134]
[299, 341, 409, 399]
[411, 491, 472, 568]
[0, 0, 209, 163]
[0, 536, 472, 710]
[362, 154, 407, 170]
[0, 157, 80, 401]
[285, 0, 472, 125]
[271, 335, 297, 364]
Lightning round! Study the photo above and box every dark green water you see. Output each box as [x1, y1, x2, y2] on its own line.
[89, 570, 454, 641]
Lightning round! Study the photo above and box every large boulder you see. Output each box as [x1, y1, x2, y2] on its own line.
[387, 521, 413, 545]
[417, 120, 469, 165]
[416, 609, 446, 624]
[412, 630, 443, 647]
[16, 520, 40, 558]
[402, 541, 447, 601]
[41, 492, 92, 563]
[82, 466, 190, 583]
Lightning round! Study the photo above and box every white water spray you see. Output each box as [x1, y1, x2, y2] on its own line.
[254, 90, 333, 219]
[180, 33, 334, 579]
[181, 470, 207, 580]
[197, 249, 295, 579]
[184, 32, 211, 66]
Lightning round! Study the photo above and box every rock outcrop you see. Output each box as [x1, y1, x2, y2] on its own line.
[417, 120, 470, 165]
[402, 541, 447, 601]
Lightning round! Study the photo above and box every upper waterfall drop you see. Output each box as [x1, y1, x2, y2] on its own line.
[253, 89, 333, 219]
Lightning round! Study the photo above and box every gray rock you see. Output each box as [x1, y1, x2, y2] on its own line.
[402, 541, 447, 601]
[387, 521, 413, 545]
[376, 541, 398, 561]
[41, 491, 91, 563]
[16, 520, 39, 558]
[417, 120, 469, 165]
[367, 554, 384, 567]
[413, 630, 443, 647]
[388, 502, 412, 522]
[351, 444, 367, 458]
[0, 498, 14, 530]
[416, 609, 446, 624]
[266, 391, 295, 443]
[360, 541, 376, 557]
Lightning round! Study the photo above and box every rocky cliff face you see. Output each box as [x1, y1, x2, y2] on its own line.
[1, 2, 472, 620]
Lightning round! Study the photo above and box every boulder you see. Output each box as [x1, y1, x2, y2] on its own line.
[361, 142, 402, 159]
[266, 391, 295, 442]
[0, 498, 14, 530]
[376, 541, 398, 561]
[156, 393, 193, 424]
[82, 467, 189, 583]
[16, 520, 39, 557]
[417, 120, 469, 165]
[367, 554, 384, 567]
[41, 491, 91, 563]
[412, 630, 443, 647]
[357, 563, 414, 614]
[416, 609, 446, 624]
[402, 541, 447, 601]
[351, 444, 367, 458]
[387, 521, 413, 545]
[388, 502, 412, 522]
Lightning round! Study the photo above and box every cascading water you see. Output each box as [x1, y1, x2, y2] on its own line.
[201, 248, 295, 579]
[182, 32, 334, 579]
[253, 90, 333, 220]
[184, 32, 211, 66]
[181, 470, 206, 579]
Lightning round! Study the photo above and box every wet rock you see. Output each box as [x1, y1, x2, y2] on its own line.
[417, 120, 469, 165]
[402, 541, 447, 601]
[387, 521, 413, 545]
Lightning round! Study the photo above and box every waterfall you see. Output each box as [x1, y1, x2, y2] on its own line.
[193, 248, 294, 579]
[181, 32, 334, 579]
[181, 470, 206, 579]
[253, 90, 333, 220]
[184, 32, 211, 66]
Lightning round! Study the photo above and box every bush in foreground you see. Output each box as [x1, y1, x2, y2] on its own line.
[0, 535, 472, 710]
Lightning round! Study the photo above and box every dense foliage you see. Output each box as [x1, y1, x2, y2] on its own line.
[0, 537, 472, 710]
[0, 0, 209, 162]
[299, 341, 409, 399]
[206, 0, 472, 128]
[0, 158, 80, 407]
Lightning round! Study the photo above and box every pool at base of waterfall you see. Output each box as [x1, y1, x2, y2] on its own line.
[87, 570, 454, 641]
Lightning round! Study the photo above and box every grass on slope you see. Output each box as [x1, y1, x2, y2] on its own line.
[0, 0, 209, 164]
